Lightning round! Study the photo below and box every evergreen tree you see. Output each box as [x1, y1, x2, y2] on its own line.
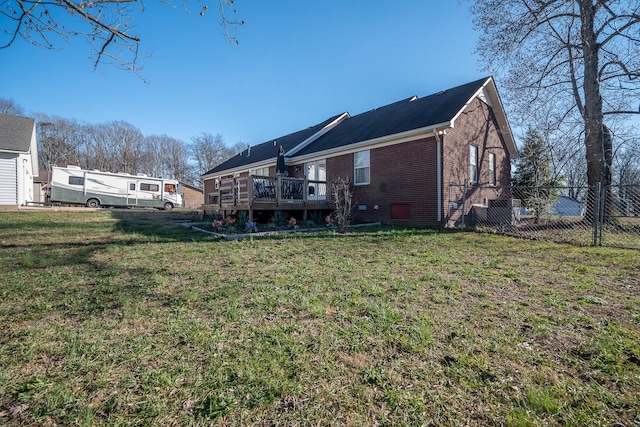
[512, 129, 561, 223]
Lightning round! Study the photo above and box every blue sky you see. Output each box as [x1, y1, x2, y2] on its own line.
[0, 1, 486, 147]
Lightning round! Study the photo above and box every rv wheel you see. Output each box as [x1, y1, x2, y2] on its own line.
[86, 199, 100, 208]
[163, 202, 174, 211]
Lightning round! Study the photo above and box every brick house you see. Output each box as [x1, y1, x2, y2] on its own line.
[201, 77, 517, 227]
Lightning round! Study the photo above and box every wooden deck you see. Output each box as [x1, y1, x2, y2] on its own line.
[203, 175, 331, 219]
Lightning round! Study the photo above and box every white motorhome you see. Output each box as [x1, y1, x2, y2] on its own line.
[50, 166, 183, 210]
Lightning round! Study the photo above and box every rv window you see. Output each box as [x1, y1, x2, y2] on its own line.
[141, 183, 159, 192]
[164, 183, 176, 193]
[69, 176, 84, 186]
[129, 183, 136, 191]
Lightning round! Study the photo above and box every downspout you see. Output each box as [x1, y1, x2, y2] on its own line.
[433, 129, 442, 222]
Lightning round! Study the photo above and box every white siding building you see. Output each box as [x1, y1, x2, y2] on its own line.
[0, 114, 39, 207]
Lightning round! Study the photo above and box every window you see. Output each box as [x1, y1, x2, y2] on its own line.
[129, 183, 136, 191]
[489, 152, 496, 186]
[306, 159, 327, 200]
[140, 183, 159, 192]
[469, 145, 478, 183]
[69, 176, 84, 186]
[164, 183, 176, 193]
[354, 150, 370, 185]
[252, 167, 270, 177]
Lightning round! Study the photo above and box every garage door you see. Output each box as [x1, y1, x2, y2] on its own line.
[0, 154, 18, 205]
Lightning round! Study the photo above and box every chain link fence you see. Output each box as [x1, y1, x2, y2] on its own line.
[447, 183, 640, 249]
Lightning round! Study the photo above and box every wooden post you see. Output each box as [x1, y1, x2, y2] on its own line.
[276, 175, 281, 206]
[303, 176, 308, 205]
[233, 177, 237, 206]
[248, 175, 254, 221]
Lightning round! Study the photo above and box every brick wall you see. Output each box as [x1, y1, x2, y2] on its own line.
[326, 137, 440, 226]
[181, 184, 204, 209]
[442, 97, 513, 226]
[200, 96, 513, 225]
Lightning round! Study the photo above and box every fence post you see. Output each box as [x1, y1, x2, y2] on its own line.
[599, 183, 606, 245]
[461, 179, 467, 229]
[592, 182, 601, 246]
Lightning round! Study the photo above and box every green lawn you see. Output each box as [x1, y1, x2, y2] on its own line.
[1, 210, 639, 426]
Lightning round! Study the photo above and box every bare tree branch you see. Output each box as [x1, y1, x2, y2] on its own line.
[0, 0, 244, 73]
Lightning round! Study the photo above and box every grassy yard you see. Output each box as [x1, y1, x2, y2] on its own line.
[1, 210, 639, 426]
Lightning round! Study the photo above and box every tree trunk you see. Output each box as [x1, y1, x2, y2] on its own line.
[580, 0, 612, 222]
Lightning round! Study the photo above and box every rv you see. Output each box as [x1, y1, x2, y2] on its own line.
[50, 166, 183, 210]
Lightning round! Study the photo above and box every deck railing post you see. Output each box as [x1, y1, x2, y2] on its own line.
[248, 175, 254, 221]
[233, 177, 237, 206]
[303, 176, 308, 205]
[276, 175, 281, 206]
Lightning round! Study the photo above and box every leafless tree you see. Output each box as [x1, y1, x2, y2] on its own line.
[230, 140, 247, 155]
[1, 0, 244, 73]
[330, 177, 353, 233]
[0, 97, 25, 115]
[469, 0, 640, 219]
[35, 114, 86, 171]
[106, 121, 145, 174]
[81, 121, 144, 173]
[614, 139, 640, 186]
[190, 132, 233, 177]
[143, 134, 194, 183]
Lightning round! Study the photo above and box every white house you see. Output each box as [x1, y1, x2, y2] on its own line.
[0, 114, 39, 207]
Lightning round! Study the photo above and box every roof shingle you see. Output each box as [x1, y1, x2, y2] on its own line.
[0, 114, 36, 153]
[204, 114, 344, 175]
[293, 77, 489, 157]
[203, 77, 494, 175]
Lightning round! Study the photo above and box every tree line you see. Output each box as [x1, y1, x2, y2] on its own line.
[1, 97, 240, 187]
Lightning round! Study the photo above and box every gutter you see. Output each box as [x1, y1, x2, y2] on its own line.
[433, 129, 443, 222]
[289, 120, 453, 164]
[201, 159, 273, 180]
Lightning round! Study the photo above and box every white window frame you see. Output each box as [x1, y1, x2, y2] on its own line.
[251, 167, 270, 177]
[469, 145, 478, 183]
[488, 152, 496, 186]
[354, 150, 370, 186]
[305, 159, 327, 200]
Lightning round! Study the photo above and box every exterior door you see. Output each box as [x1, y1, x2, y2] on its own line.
[126, 181, 138, 205]
[306, 160, 326, 201]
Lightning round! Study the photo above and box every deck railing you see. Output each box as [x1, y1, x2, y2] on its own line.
[212, 175, 328, 208]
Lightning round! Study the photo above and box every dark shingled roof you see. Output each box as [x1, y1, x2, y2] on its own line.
[203, 114, 344, 175]
[0, 114, 36, 153]
[204, 77, 497, 175]
[293, 77, 489, 157]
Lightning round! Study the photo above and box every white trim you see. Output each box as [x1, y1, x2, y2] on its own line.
[289, 121, 452, 164]
[201, 159, 272, 180]
[488, 152, 496, 186]
[450, 77, 517, 158]
[201, 114, 349, 181]
[469, 144, 479, 183]
[286, 112, 350, 156]
[354, 150, 370, 186]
